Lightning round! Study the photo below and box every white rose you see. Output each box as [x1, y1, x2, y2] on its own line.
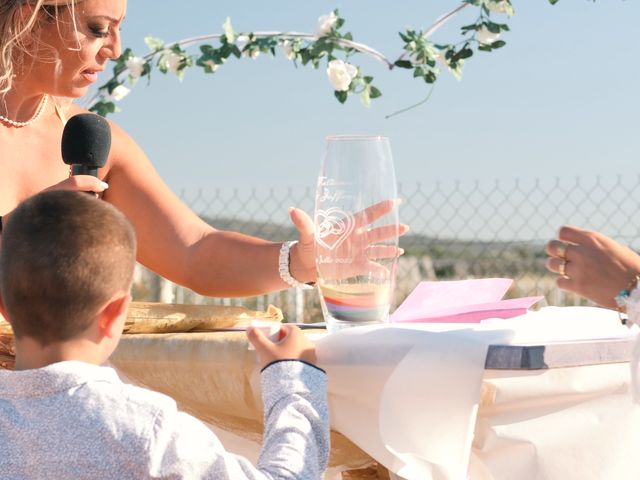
[165, 53, 183, 74]
[282, 40, 295, 60]
[125, 56, 145, 79]
[326, 59, 357, 92]
[109, 85, 130, 102]
[476, 26, 500, 45]
[315, 11, 338, 37]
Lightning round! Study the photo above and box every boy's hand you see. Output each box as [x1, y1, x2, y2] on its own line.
[247, 324, 317, 369]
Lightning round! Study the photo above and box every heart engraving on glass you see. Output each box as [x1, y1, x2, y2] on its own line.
[315, 207, 355, 251]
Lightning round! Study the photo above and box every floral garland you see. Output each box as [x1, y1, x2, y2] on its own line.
[88, 0, 543, 117]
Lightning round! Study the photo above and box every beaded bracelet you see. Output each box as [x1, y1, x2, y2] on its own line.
[278, 241, 314, 290]
[614, 274, 640, 326]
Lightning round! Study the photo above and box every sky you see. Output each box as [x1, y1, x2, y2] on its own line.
[88, 1, 639, 194]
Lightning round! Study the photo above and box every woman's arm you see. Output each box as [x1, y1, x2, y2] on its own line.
[103, 120, 315, 297]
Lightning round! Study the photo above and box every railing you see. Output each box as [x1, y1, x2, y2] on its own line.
[133, 175, 640, 322]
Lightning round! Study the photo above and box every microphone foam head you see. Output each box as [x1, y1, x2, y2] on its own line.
[61, 113, 111, 168]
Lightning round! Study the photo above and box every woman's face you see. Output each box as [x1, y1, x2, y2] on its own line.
[24, 0, 127, 98]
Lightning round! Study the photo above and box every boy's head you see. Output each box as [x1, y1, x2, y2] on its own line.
[0, 191, 136, 346]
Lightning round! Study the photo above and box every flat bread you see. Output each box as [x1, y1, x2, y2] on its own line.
[0, 302, 283, 364]
[124, 303, 283, 334]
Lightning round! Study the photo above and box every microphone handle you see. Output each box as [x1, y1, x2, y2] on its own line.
[71, 165, 100, 177]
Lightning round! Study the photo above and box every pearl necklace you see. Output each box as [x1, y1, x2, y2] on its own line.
[0, 95, 49, 128]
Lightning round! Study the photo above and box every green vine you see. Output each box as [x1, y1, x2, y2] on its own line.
[88, 0, 546, 117]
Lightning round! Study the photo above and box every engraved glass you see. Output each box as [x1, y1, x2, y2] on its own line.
[314, 135, 400, 333]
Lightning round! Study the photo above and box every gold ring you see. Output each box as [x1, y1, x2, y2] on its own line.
[556, 242, 568, 260]
[558, 259, 567, 276]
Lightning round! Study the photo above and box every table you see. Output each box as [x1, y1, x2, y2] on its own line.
[110, 306, 640, 480]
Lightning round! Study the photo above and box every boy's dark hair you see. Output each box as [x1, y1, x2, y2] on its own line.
[0, 191, 136, 344]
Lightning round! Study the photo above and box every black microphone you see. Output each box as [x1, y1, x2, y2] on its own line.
[61, 113, 111, 178]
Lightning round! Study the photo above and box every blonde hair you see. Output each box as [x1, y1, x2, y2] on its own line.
[0, 0, 82, 96]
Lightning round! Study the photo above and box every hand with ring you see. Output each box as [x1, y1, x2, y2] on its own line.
[545, 225, 640, 308]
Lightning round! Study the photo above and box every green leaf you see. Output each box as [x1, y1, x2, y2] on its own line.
[200, 44, 216, 56]
[89, 101, 116, 117]
[230, 45, 242, 58]
[460, 23, 479, 33]
[369, 86, 382, 98]
[121, 48, 134, 61]
[490, 40, 506, 49]
[334, 90, 348, 104]
[394, 59, 413, 69]
[363, 76, 373, 84]
[105, 79, 121, 94]
[424, 71, 437, 84]
[478, 44, 493, 52]
[144, 36, 165, 52]
[170, 44, 184, 54]
[456, 46, 474, 60]
[299, 49, 311, 66]
[485, 22, 501, 34]
[548, 0, 559, 4]
[413, 66, 425, 78]
[399, 32, 411, 43]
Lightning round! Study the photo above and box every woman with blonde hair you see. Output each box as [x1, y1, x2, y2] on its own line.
[0, 0, 404, 314]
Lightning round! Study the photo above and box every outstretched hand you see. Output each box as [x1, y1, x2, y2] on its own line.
[288, 201, 409, 283]
[545, 225, 640, 308]
[316, 199, 409, 281]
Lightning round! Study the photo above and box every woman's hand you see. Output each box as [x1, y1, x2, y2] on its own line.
[290, 199, 408, 283]
[44, 175, 109, 195]
[1, 176, 109, 231]
[288, 207, 317, 284]
[545, 225, 640, 308]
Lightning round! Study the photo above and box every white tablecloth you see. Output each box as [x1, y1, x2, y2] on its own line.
[113, 306, 640, 480]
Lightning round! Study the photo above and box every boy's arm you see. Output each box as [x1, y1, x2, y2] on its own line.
[147, 325, 329, 479]
[258, 359, 329, 478]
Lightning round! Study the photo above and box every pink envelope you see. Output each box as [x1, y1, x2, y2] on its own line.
[390, 279, 543, 324]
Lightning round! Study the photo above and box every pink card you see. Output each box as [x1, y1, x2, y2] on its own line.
[390, 279, 543, 324]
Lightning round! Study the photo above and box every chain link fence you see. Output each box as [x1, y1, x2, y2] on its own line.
[133, 175, 640, 322]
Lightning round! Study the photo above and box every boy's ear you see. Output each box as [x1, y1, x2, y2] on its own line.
[98, 294, 131, 339]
